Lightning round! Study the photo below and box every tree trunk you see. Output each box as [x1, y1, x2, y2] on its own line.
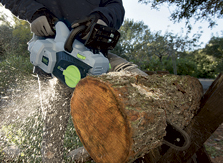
[70, 71, 203, 163]
[171, 50, 177, 75]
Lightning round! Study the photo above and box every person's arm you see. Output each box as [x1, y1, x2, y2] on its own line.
[93, 0, 125, 30]
[0, 0, 44, 22]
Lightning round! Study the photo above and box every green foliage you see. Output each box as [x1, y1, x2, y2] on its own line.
[112, 19, 202, 74]
[205, 144, 223, 158]
[0, 112, 43, 162]
[0, 25, 14, 55]
[0, 11, 33, 95]
[189, 50, 219, 78]
[176, 57, 197, 76]
[0, 9, 32, 55]
[0, 50, 33, 96]
[216, 58, 223, 73]
[138, 0, 223, 28]
[143, 44, 221, 78]
[147, 32, 169, 64]
[12, 19, 32, 52]
[145, 56, 169, 71]
[112, 19, 153, 67]
[145, 55, 198, 76]
[63, 117, 83, 159]
[204, 36, 223, 59]
[112, 18, 223, 77]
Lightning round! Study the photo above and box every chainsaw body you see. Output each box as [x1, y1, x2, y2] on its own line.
[28, 21, 119, 88]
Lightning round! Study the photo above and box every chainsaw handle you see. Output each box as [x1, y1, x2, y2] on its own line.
[64, 25, 86, 53]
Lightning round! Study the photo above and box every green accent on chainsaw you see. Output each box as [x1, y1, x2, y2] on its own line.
[109, 63, 111, 70]
[63, 65, 81, 88]
[77, 53, 86, 60]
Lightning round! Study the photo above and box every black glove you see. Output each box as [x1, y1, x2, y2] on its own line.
[71, 12, 108, 39]
[64, 12, 110, 53]
[30, 8, 58, 37]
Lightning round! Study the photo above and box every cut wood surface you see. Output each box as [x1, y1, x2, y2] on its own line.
[70, 71, 203, 163]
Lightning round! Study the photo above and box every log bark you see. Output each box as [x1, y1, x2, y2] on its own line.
[70, 71, 203, 163]
[156, 73, 223, 163]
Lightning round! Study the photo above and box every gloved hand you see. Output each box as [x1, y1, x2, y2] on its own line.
[30, 8, 57, 37]
[64, 12, 110, 53]
[71, 12, 108, 40]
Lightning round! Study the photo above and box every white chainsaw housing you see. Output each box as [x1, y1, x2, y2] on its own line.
[28, 21, 109, 75]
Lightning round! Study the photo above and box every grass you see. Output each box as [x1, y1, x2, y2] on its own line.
[0, 49, 33, 96]
[0, 112, 82, 162]
[0, 113, 43, 162]
[205, 145, 222, 158]
[204, 126, 223, 159]
[0, 48, 83, 162]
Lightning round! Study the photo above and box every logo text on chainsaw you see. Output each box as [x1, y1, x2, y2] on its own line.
[42, 56, 49, 66]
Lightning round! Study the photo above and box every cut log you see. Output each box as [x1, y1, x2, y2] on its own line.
[70, 71, 203, 163]
[156, 73, 223, 163]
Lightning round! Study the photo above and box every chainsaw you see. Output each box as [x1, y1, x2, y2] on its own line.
[28, 21, 120, 88]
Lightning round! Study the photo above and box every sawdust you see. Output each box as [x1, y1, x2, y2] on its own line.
[0, 78, 40, 127]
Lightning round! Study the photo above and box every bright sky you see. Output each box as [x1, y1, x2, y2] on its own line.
[122, 0, 223, 48]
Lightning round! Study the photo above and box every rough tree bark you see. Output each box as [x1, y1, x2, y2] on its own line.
[156, 73, 223, 163]
[70, 71, 203, 163]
